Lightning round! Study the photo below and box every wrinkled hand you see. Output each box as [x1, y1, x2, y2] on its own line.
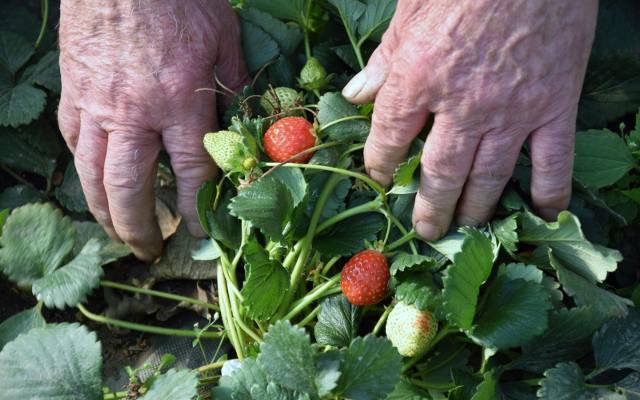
[58, 0, 248, 260]
[343, 0, 598, 240]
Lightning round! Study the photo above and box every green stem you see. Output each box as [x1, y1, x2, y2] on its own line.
[100, 281, 219, 311]
[77, 304, 222, 339]
[274, 173, 343, 321]
[217, 265, 244, 359]
[299, 305, 322, 327]
[385, 230, 417, 252]
[389, 215, 418, 255]
[318, 115, 370, 133]
[103, 391, 128, 400]
[197, 359, 227, 373]
[304, 31, 312, 60]
[283, 241, 304, 270]
[283, 274, 341, 321]
[372, 305, 392, 335]
[316, 198, 382, 234]
[402, 325, 454, 372]
[263, 162, 385, 196]
[519, 378, 542, 386]
[321, 256, 341, 276]
[34, 0, 49, 48]
[336, 11, 365, 69]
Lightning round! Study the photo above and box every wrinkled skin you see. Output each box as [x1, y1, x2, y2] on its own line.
[343, 0, 598, 240]
[58, 0, 248, 260]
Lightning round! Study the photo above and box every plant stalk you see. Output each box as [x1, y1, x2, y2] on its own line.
[100, 280, 219, 311]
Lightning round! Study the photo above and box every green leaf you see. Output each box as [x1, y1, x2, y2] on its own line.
[0, 203, 75, 286]
[491, 214, 518, 255]
[318, 92, 371, 141]
[0, 185, 43, 209]
[389, 154, 420, 195]
[616, 373, 640, 400]
[55, 160, 89, 213]
[241, 238, 289, 320]
[385, 378, 430, 400]
[394, 273, 441, 313]
[314, 295, 360, 347]
[518, 307, 600, 373]
[272, 167, 308, 208]
[73, 221, 131, 264]
[0, 306, 45, 350]
[328, 0, 367, 39]
[240, 20, 280, 74]
[313, 212, 384, 256]
[0, 323, 102, 400]
[191, 239, 221, 261]
[198, 185, 241, 249]
[470, 274, 552, 350]
[593, 309, 640, 373]
[550, 252, 631, 321]
[420, 339, 471, 388]
[357, 0, 397, 42]
[442, 229, 494, 330]
[471, 371, 497, 400]
[578, 54, 640, 128]
[21, 50, 61, 93]
[428, 230, 466, 261]
[214, 357, 306, 400]
[240, 8, 303, 56]
[142, 369, 198, 400]
[390, 252, 435, 275]
[336, 335, 402, 400]
[230, 174, 293, 241]
[0, 81, 46, 128]
[32, 238, 103, 309]
[573, 129, 636, 188]
[519, 211, 621, 283]
[0, 208, 7, 233]
[245, 0, 307, 26]
[537, 362, 590, 400]
[306, 173, 350, 222]
[0, 31, 33, 75]
[0, 126, 55, 177]
[316, 351, 342, 397]
[258, 320, 318, 395]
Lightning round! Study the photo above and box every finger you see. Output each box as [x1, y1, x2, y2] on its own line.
[341, 18, 399, 103]
[163, 97, 217, 237]
[213, 1, 250, 95]
[74, 116, 116, 239]
[412, 116, 482, 240]
[363, 64, 431, 186]
[103, 131, 162, 261]
[57, 93, 80, 152]
[530, 115, 576, 221]
[456, 132, 527, 226]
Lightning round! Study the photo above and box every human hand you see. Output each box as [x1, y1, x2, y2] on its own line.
[342, 0, 598, 240]
[58, 0, 248, 260]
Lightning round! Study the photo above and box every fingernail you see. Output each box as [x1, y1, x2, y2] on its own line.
[538, 207, 560, 221]
[415, 221, 441, 241]
[368, 169, 392, 186]
[342, 70, 367, 100]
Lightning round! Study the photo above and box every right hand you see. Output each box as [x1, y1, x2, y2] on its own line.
[58, 0, 248, 261]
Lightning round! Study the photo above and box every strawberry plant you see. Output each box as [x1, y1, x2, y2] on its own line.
[1, 0, 640, 399]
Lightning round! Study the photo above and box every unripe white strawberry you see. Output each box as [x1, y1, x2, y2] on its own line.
[203, 130, 256, 172]
[385, 301, 438, 357]
[260, 87, 303, 116]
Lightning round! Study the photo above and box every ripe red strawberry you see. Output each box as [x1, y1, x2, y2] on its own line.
[263, 117, 316, 163]
[341, 250, 390, 306]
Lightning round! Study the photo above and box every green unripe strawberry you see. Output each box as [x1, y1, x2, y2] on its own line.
[203, 130, 256, 172]
[385, 301, 438, 357]
[298, 57, 332, 91]
[260, 87, 303, 116]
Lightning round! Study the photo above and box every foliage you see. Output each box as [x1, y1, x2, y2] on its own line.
[1, 0, 640, 399]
